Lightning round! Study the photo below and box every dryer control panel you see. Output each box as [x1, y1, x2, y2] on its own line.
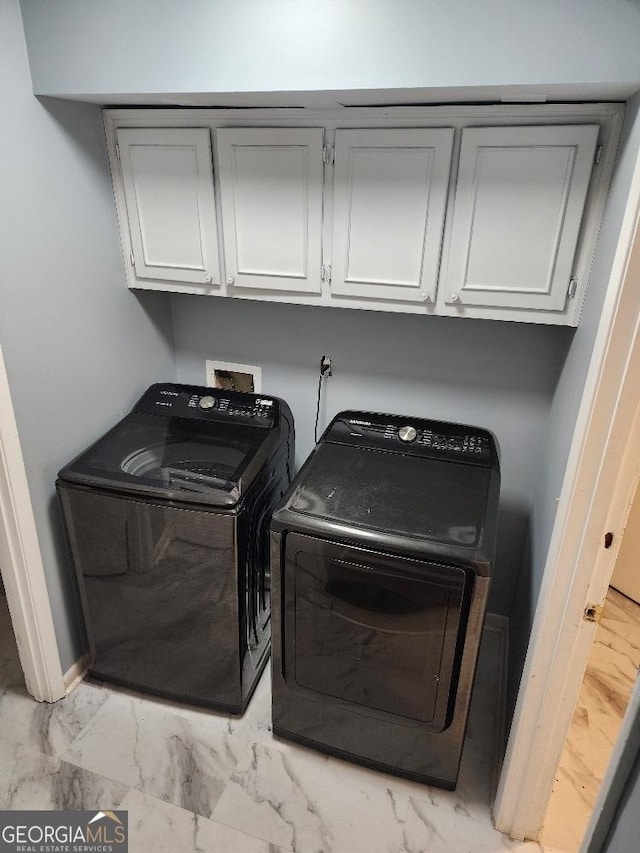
[134, 383, 279, 428]
[325, 411, 497, 467]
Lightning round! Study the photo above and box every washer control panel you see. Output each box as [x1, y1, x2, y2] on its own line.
[418, 428, 491, 459]
[135, 384, 278, 427]
[207, 394, 275, 421]
[326, 411, 495, 466]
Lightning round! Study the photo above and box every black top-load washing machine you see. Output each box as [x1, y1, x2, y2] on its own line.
[270, 409, 499, 789]
[57, 383, 294, 713]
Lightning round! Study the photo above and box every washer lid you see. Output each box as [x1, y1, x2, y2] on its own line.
[58, 413, 271, 506]
[288, 442, 492, 548]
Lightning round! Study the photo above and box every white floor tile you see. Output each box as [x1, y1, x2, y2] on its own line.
[63, 691, 248, 818]
[1, 750, 128, 811]
[121, 788, 286, 853]
[0, 678, 108, 757]
[213, 739, 410, 853]
[0, 597, 518, 853]
[400, 799, 559, 853]
[0, 735, 39, 798]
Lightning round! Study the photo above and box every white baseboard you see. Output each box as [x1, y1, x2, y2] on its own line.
[63, 654, 89, 694]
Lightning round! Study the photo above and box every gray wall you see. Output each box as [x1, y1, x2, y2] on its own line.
[0, 0, 176, 671]
[19, 0, 640, 99]
[507, 93, 640, 715]
[603, 753, 640, 853]
[172, 295, 571, 616]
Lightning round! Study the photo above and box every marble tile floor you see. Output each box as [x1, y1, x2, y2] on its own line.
[541, 587, 640, 852]
[0, 597, 566, 852]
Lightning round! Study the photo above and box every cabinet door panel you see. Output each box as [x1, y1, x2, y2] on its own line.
[331, 128, 454, 303]
[217, 128, 324, 293]
[442, 124, 599, 311]
[117, 128, 220, 286]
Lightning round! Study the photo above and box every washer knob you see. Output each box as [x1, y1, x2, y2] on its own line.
[398, 425, 417, 443]
[199, 395, 216, 410]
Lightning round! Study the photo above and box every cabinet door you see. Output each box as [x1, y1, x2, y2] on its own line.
[331, 128, 454, 304]
[116, 128, 220, 286]
[441, 124, 599, 312]
[217, 128, 324, 293]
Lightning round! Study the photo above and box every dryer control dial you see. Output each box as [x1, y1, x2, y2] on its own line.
[398, 425, 417, 443]
[198, 395, 217, 411]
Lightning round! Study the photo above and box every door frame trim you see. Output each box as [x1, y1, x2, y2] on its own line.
[0, 342, 65, 702]
[493, 132, 640, 840]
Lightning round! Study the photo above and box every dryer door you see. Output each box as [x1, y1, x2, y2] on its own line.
[283, 533, 471, 731]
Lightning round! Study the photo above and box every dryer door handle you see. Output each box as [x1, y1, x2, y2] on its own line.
[329, 596, 431, 636]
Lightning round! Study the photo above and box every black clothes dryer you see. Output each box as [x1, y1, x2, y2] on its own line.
[270, 410, 499, 789]
[57, 383, 294, 713]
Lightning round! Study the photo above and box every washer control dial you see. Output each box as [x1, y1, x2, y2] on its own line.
[199, 395, 217, 411]
[398, 425, 417, 443]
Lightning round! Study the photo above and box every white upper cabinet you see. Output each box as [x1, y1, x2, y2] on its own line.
[106, 107, 621, 324]
[331, 128, 454, 304]
[440, 124, 599, 313]
[217, 128, 324, 293]
[116, 127, 220, 286]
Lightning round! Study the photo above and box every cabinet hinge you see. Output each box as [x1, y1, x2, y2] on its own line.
[584, 603, 603, 624]
[595, 144, 604, 166]
[322, 143, 335, 166]
[567, 277, 578, 299]
[115, 143, 121, 160]
[129, 253, 135, 267]
[321, 263, 332, 284]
